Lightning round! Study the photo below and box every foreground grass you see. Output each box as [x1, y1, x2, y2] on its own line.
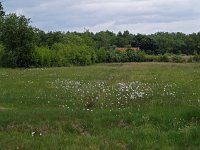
[0, 63, 200, 150]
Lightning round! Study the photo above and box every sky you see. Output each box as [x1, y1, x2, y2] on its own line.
[3, 0, 200, 34]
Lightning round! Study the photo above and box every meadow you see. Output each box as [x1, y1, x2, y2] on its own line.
[0, 63, 200, 150]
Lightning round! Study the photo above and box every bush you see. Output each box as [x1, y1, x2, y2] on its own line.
[67, 45, 96, 66]
[1, 51, 18, 67]
[158, 54, 170, 62]
[33, 46, 52, 67]
[171, 55, 185, 63]
[126, 50, 145, 62]
[96, 48, 107, 63]
[187, 56, 193, 63]
[0, 44, 4, 66]
[104, 50, 147, 63]
[136, 51, 146, 62]
[32, 43, 96, 67]
[193, 54, 200, 62]
[145, 55, 156, 62]
[51, 43, 70, 66]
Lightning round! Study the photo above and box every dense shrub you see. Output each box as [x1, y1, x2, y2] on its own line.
[33, 46, 52, 67]
[145, 55, 156, 62]
[1, 51, 18, 67]
[171, 55, 185, 63]
[67, 45, 96, 65]
[96, 49, 147, 63]
[32, 44, 96, 67]
[96, 48, 107, 63]
[51, 43, 70, 66]
[158, 54, 170, 62]
[0, 44, 4, 66]
[126, 50, 146, 62]
[193, 54, 200, 62]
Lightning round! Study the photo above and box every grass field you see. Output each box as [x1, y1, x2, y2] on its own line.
[0, 63, 200, 150]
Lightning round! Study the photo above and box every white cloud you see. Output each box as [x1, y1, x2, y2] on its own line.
[4, 0, 200, 33]
[15, 8, 23, 15]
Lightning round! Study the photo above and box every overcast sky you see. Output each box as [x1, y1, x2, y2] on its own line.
[3, 0, 200, 34]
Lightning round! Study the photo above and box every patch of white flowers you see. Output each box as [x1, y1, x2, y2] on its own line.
[50, 79, 178, 111]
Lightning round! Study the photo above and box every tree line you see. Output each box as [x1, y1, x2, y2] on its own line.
[0, 2, 200, 67]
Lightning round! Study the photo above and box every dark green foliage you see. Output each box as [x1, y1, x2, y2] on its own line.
[116, 31, 133, 48]
[80, 31, 96, 48]
[94, 31, 116, 49]
[0, 44, 4, 65]
[33, 46, 52, 67]
[0, 2, 4, 25]
[45, 31, 65, 48]
[158, 54, 170, 62]
[98, 49, 146, 63]
[50, 43, 69, 66]
[126, 49, 146, 62]
[1, 13, 35, 67]
[150, 32, 200, 55]
[32, 43, 96, 67]
[0, 2, 4, 16]
[67, 45, 96, 66]
[133, 34, 158, 55]
[171, 55, 185, 63]
[193, 54, 200, 62]
[34, 29, 47, 47]
[0, 2, 5, 42]
[96, 48, 107, 63]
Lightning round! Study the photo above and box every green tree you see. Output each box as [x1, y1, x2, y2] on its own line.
[1, 13, 36, 67]
[0, 2, 4, 22]
[96, 48, 107, 63]
[33, 46, 52, 67]
[0, 2, 5, 41]
[116, 31, 133, 48]
[45, 31, 64, 48]
[116, 31, 124, 47]
[133, 34, 158, 54]
[94, 31, 116, 49]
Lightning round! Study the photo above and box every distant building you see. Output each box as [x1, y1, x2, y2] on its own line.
[116, 47, 140, 52]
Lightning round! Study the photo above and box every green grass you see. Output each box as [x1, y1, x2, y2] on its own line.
[0, 63, 200, 150]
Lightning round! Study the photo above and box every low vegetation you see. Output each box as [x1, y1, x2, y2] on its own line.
[0, 63, 200, 149]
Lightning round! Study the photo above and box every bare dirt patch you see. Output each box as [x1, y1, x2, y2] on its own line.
[72, 121, 90, 136]
[118, 120, 131, 129]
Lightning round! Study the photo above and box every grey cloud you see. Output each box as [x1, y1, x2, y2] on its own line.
[3, 0, 200, 33]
